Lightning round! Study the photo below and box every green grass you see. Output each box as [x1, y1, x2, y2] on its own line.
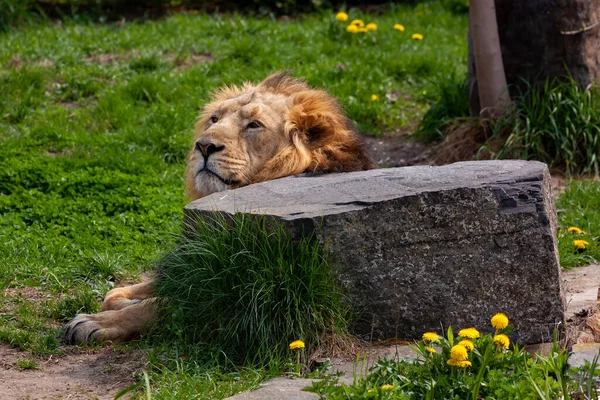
[308, 325, 600, 400]
[15, 356, 40, 370]
[1, 3, 599, 398]
[492, 78, 600, 176]
[557, 180, 600, 268]
[153, 214, 351, 367]
[413, 73, 470, 142]
[0, 3, 467, 396]
[0, 0, 467, 352]
[115, 347, 275, 400]
[422, 76, 600, 175]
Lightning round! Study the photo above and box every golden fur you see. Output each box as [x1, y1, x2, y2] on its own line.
[185, 71, 374, 199]
[64, 72, 375, 344]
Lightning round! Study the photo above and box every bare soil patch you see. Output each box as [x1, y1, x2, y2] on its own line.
[82, 53, 135, 65]
[168, 53, 214, 69]
[8, 57, 56, 69]
[362, 134, 430, 168]
[363, 131, 570, 196]
[0, 345, 145, 400]
[1, 287, 56, 317]
[81, 51, 213, 68]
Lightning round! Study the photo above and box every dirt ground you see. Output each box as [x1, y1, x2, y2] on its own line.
[0, 133, 595, 400]
[362, 135, 430, 167]
[0, 346, 145, 399]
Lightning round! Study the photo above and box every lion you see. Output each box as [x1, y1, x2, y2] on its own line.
[64, 71, 376, 344]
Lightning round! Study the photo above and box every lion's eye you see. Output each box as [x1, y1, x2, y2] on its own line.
[209, 116, 219, 124]
[247, 121, 263, 129]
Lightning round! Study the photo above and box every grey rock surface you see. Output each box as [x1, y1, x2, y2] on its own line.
[224, 345, 417, 399]
[225, 378, 318, 400]
[185, 160, 565, 344]
[569, 343, 600, 369]
[562, 264, 600, 317]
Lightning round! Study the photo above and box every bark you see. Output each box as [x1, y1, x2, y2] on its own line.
[469, 0, 511, 119]
[469, 0, 600, 114]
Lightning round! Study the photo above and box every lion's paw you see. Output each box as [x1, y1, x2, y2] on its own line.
[64, 303, 150, 345]
[64, 312, 116, 345]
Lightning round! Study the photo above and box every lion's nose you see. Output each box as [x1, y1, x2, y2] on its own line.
[195, 140, 225, 158]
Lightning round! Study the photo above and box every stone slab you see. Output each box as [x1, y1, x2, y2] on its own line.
[569, 343, 600, 369]
[224, 344, 417, 399]
[225, 378, 318, 400]
[562, 264, 600, 317]
[185, 160, 565, 344]
[328, 344, 418, 385]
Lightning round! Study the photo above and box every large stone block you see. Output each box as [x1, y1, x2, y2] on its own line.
[185, 160, 565, 344]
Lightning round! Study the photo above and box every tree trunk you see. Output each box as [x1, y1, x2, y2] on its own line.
[469, 0, 511, 119]
[469, 0, 600, 114]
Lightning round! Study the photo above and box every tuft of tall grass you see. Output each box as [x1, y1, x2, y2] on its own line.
[419, 75, 600, 176]
[0, 0, 39, 32]
[492, 77, 600, 176]
[413, 74, 470, 143]
[152, 213, 351, 367]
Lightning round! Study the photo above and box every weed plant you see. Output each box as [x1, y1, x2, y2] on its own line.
[152, 213, 351, 367]
[557, 180, 600, 268]
[419, 76, 600, 176]
[492, 78, 600, 176]
[308, 314, 600, 400]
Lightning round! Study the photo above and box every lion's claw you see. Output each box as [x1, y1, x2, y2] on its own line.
[64, 314, 109, 345]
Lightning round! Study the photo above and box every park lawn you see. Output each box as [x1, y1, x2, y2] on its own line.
[0, 3, 469, 396]
[0, 1, 467, 350]
[0, 2, 599, 398]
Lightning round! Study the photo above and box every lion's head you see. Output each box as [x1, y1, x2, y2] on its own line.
[185, 72, 376, 200]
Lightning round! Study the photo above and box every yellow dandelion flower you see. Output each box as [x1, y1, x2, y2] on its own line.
[568, 226, 585, 234]
[493, 334, 510, 349]
[425, 346, 436, 353]
[368, 389, 375, 393]
[450, 344, 468, 361]
[458, 327, 480, 339]
[289, 340, 305, 350]
[371, 94, 378, 101]
[458, 340, 474, 351]
[491, 313, 509, 330]
[422, 332, 441, 342]
[381, 384, 394, 390]
[336, 12, 349, 21]
[357, 27, 368, 33]
[412, 33, 424, 40]
[366, 23, 377, 31]
[350, 19, 364, 27]
[574, 239, 590, 249]
[346, 24, 359, 33]
[393, 24, 405, 31]
[447, 359, 471, 367]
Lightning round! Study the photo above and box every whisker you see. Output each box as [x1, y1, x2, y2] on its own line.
[218, 158, 247, 166]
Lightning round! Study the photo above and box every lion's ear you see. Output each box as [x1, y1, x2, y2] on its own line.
[290, 111, 334, 150]
[258, 71, 309, 95]
[287, 91, 350, 150]
[259, 71, 293, 89]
